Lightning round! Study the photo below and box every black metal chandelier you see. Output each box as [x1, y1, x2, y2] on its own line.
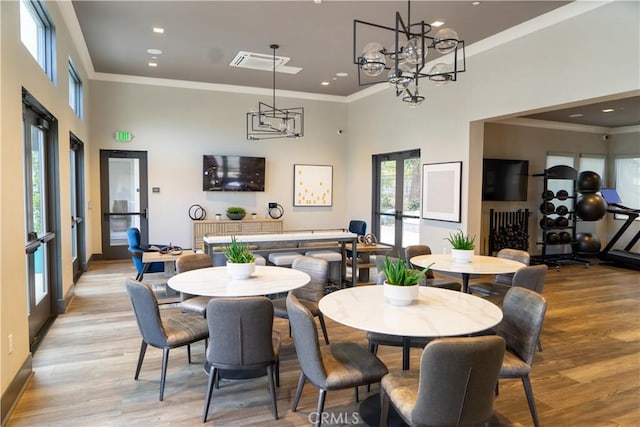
[246, 44, 304, 141]
[353, 1, 466, 107]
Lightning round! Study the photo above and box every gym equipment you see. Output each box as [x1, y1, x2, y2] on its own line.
[577, 170, 601, 193]
[540, 217, 555, 228]
[559, 231, 572, 244]
[556, 205, 569, 216]
[540, 201, 555, 214]
[554, 216, 569, 227]
[598, 188, 640, 269]
[542, 190, 554, 201]
[546, 232, 560, 243]
[556, 189, 569, 200]
[572, 233, 601, 254]
[576, 193, 607, 221]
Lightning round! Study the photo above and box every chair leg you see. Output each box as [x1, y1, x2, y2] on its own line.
[266, 365, 279, 420]
[134, 340, 147, 380]
[537, 338, 543, 352]
[317, 313, 330, 345]
[522, 375, 541, 427]
[275, 359, 280, 387]
[202, 366, 217, 423]
[292, 372, 306, 412]
[380, 388, 390, 427]
[159, 348, 170, 401]
[315, 389, 327, 427]
[187, 344, 192, 363]
[354, 386, 359, 402]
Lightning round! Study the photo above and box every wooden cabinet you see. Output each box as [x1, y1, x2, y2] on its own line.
[192, 219, 283, 250]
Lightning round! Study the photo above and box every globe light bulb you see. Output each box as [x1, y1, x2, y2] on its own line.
[434, 28, 459, 54]
[360, 42, 386, 77]
[403, 37, 426, 65]
[429, 62, 451, 86]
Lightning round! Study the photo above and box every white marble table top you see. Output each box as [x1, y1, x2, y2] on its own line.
[411, 254, 526, 275]
[167, 265, 310, 297]
[319, 286, 503, 338]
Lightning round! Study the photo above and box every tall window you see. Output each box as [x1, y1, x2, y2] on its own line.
[20, 0, 56, 81]
[579, 155, 606, 186]
[615, 156, 640, 218]
[68, 59, 83, 118]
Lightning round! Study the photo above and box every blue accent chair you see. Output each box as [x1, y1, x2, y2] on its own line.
[127, 227, 165, 279]
[346, 220, 367, 258]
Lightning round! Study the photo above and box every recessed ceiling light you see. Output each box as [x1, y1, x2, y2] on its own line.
[568, 113, 583, 118]
[336, 72, 348, 77]
[602, 108, 615, 113]
[472, 1, 481, 6]
[431, 21, 445, 27]
[147, 48, 162, 55]
[314, 0, 322, 4]
[148, 61, 158, 67]
[153, 27, 164, 34]
[321, 81, 330, 86]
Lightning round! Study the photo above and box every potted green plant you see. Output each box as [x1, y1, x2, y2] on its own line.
[223, 236, 256, 279]
[226, 206, 246, 220]
[380, 256, 432, 306]
[445, 229, 476, 263]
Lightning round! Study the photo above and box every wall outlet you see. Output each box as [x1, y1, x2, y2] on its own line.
[8, 334, 14, 354]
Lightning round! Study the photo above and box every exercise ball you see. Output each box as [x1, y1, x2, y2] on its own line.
[542, 190, 555, 201]
[540, 217, 555, 228]
[556, 205, 569, 216]
[540, 201, 555, 214]
[554, 216, 569, 227]
[546, 232, 560, 243]
[577, 171, 602, 193]
[576, 193, 608, 221]
[571, 233, 601, 254]
[556, 189, 569, 200]
[559, 231, 572, 243]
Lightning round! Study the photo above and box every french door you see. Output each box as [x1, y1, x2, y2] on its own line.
[23, 92, 60, 348]
[70, 135, 86, 281]
[372, 149, 421, 254]
[100, 150, 150, 259]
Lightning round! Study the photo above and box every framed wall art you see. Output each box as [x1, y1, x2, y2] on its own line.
[421, 161, 462, 222]
[293, 164, 333, 207]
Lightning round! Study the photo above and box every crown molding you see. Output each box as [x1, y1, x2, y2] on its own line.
[495, 117, 612, 134]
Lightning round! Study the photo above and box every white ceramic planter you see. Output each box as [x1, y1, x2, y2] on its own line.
[383, 282, 419, 306]
[451, 249, 475, 264]
[226, 261, 255, 280]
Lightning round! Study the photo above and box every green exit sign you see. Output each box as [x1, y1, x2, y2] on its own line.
[114, 130, 134, 142]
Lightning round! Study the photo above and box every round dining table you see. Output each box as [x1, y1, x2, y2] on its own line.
[167, 265, 310, 297]
[411, 253, 526, 293]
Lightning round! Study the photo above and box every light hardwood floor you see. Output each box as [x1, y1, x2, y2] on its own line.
[6, 260, 640, 426]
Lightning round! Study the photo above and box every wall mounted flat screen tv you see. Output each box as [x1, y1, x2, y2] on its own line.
[482, 158, 529, 201]
[203, 155, 265, 191]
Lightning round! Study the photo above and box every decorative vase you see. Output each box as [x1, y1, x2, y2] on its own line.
[226, 213, 246, 220]
[226, 261, 255, 280]
[451, 249, 474, 264]
[383, 282, 419, 306]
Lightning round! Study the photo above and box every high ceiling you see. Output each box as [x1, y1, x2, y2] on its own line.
[71, 1, 638, 128]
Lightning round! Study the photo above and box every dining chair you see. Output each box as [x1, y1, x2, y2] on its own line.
[496, 287, 547, 427]
[405, 244, 461, 291]
[286, 293, 388, 427]
[202, 297, 280, 422]
[380, 336, 505, 426]
[127, 227, 165, 279]
[346, 220, 366, 259]
[468, 248, 530, 297]
[175, 252, 213, 317]
[271, 256, 330, 344]
[124, 278, 208, 401]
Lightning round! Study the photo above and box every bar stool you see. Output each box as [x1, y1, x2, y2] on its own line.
[305, 250, 342, 286]
[268, 252, 302, 267]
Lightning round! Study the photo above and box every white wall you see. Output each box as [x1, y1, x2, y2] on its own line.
[89, 81, 349, 249]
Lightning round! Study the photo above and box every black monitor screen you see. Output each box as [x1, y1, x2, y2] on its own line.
[203, 155, 265, 191]
[482, 159, 529, 201]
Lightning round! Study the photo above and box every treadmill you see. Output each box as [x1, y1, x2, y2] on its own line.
[599, 188, 640, 269]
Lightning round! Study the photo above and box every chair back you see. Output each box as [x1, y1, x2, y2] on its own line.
[495, 248, 530, 285]
[512, 264, 547, 294]
[286, 293, 327, 386]
[206, 297, 275, 370]
[127, 227, 142, 250]
[125, 278, 167, 347]
[176, 253, 212, 273]
[348, 220, 366, 236]
[497, 287, 547, 366]
[413, 336, 505, 426]
[291, 256, 328, 303]
[405, 245, 435, 279]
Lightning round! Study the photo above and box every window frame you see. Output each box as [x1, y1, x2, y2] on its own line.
[20, 0, 56, 82]
[613, 155, 640, 221]
[68, 59, 83, 118]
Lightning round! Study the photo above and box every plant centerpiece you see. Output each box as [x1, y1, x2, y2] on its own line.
[223, 236, 256, 279]
[226, 206, 246, 220]
[380, 256, 432, 306]
[445, 229, 476, 264]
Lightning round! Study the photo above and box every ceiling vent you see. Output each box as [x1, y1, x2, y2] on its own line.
[230, 51, 302, 74]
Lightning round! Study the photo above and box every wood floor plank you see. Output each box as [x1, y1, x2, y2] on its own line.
[6, 260, 640, 426]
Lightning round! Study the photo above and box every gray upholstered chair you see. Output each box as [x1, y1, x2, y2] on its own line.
[286, 293, 388, 427]
[496, 287, 547, 427]
[380, 336, 506, 426]
[175, 253, 213, 316]
[468, 248, 530, 296]
[124, 278, 208, 401]
[272, 256, 330, 344]
[470, 264, 547, 302]
[405, 245, 462, 291]
[202, 297, 280, 422]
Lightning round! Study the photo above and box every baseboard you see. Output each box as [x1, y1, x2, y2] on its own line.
[56, 283, 76, 313]
[1, 356, 33, 426]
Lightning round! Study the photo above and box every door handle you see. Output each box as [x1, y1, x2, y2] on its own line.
[142, 208, 148, 219]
